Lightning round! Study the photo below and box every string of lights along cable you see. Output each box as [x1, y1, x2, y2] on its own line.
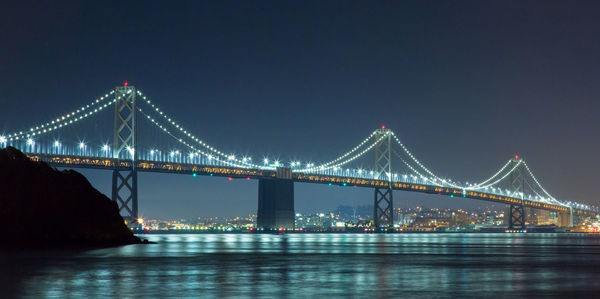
[0, 85, 596, 214]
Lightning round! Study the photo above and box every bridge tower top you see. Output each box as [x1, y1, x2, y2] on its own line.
[509, 157, 524, 196]
[374, 127, 392, 182]
[113, 84, 137, 160]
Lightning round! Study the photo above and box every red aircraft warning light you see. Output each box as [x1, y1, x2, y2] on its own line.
[515, 155, 519, 159]
[124, 81, 128, 86]
[381, 125, 386, 130]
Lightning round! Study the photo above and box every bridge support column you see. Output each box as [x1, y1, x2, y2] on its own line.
[112, 84, 138, 222]
[112, 169, 138, 221]
[508, 204, 526, 231]
[373, 128, 393, 229]
[257, 167, 295, 230]
[374, 188, 393, 228]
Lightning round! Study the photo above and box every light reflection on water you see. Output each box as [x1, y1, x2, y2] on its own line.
[2, 233, 600, 298]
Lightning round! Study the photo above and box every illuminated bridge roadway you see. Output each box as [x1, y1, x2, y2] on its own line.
[1, 84, 597, 230]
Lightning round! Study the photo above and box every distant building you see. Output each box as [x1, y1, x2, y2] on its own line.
[535, 210, 553, 225]
[450, 211, 472, 227]
[557, 213, 571, 227]
[412, 217, 449, 229]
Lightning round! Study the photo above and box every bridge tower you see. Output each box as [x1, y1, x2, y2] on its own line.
[111, 84, 138, 222]
[373, 127, 393, 229]
[508, 157, 526, 231]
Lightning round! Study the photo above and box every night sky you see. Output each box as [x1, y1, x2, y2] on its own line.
[1, 1, 599, 219]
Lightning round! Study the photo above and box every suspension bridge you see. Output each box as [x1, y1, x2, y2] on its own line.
[1, 84, 597, 231]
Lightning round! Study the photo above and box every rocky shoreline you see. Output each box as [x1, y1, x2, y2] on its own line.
[0, 146, 147, 248]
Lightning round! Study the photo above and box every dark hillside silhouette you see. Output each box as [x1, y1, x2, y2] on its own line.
[0, 146, 144, 247]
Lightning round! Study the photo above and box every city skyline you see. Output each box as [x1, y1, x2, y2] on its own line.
[133, 204, 597, 233]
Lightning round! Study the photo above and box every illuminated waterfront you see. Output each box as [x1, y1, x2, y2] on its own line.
[2, 233, 600, 298]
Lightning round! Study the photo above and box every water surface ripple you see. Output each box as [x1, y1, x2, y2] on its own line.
[2, 233, 600, 298]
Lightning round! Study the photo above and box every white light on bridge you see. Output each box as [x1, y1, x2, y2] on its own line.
[27, 139, 34, 145]
[79, 142, 85, 148]
[0, 136, 7, 143]
[54, 140, 60, 147]
[264, 158, 269, 164]
[103, 144, 109, 151]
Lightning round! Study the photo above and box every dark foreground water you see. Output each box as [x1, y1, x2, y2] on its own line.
[2, 233, 600, 298]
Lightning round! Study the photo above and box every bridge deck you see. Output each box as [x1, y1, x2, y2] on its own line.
[27, 154, 593, 216]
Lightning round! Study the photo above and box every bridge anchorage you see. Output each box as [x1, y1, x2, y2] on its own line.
[2, 83, 598, 231]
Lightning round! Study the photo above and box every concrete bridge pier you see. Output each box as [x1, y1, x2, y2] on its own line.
[257, 167, 295, 230]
